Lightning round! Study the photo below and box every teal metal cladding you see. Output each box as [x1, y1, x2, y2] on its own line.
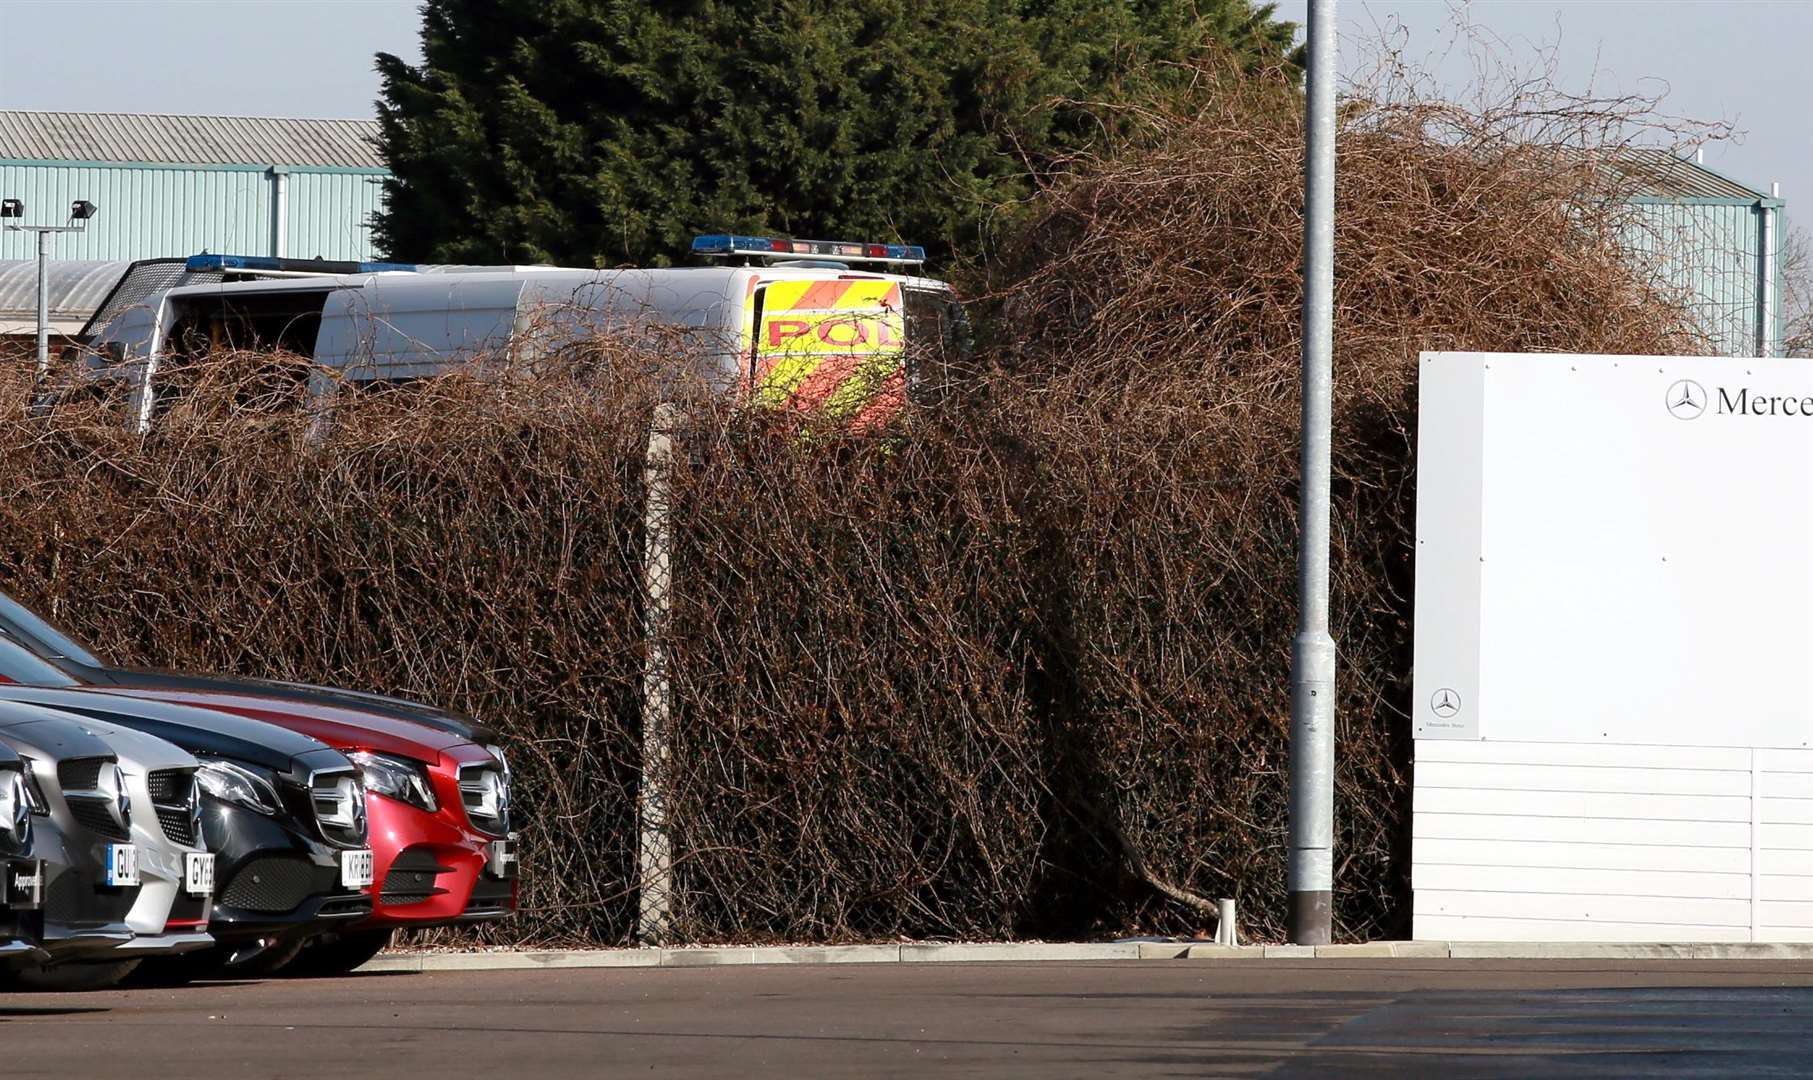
[0, 161, 385, 263]
[1621, 198, 1784, 358]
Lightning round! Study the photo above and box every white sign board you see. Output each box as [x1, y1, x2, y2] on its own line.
[1414, 351, 1813, 749]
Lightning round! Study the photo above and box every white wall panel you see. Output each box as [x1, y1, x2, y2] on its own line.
[1418, 761, 1750, 797]
[1413, 787, 1749, 823]
[1415, 865, 1750, 900]
[1412, 839, 1748, 875]
[1417, 888, 1749, 926]
[1416, 914, 1751, 943]
[1759, 877, 1813, 903]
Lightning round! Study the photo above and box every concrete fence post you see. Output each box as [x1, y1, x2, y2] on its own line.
[636, 402, 679, 944]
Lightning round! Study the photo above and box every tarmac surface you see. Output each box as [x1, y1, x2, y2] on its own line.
[7, 958, 1813, 1078]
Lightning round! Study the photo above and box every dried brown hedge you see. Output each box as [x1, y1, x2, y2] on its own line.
[0, 65, 1699, 945]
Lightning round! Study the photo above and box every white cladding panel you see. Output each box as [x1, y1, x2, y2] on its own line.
[1412, 738, 1778, 941]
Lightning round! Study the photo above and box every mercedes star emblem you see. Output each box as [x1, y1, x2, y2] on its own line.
[1430, 688, 1462, 719]
[1666, 378, 1707, 420]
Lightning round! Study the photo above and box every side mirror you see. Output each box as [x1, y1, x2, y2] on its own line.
[99, 341, 128, 366]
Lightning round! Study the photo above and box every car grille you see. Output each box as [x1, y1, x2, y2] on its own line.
[67, 795, 129, 842]
[57, 758, 104, 792]
[155, 806, 196, 846]
[458, 762, 510, 837]
[149, 768, 198, 846]
[379, 846, 452, 907]
[316, 894, 373, 919]
[309, 768, 367, 848]
[218, 855, 317, 913]
[146, 768, 186, 803]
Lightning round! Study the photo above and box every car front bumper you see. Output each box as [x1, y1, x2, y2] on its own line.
[362, 794, 517, 929]
[200, 796, 370, 945]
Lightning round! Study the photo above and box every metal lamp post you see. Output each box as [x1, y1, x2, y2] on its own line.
[1, 199, 100, 378]
[1287, 0, 1338, 946]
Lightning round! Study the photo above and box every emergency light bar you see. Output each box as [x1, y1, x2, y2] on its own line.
[691, 234, 926, 265]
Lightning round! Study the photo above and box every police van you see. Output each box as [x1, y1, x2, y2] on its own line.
[82, 237, 968, 431]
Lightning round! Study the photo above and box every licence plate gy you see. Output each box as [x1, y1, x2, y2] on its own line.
[184, 852, 215, 896]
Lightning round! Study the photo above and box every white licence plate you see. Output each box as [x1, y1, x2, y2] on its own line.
[105, 844, 140, 887]
[340, 848, 374, 888]
[184, 852, 215, 896]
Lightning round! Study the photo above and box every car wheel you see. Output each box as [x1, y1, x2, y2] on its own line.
[285, 928, 394, 977]
[5, 959, 141, 991]
[223, 934, 308, 978]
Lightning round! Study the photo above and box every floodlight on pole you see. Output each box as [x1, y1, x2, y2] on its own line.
[2, 198, 98, 380]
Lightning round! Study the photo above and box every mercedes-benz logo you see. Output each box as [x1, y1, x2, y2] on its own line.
[102, 764, 132, 829]
[1430, 688, 1462, 719]
[1666, 379, 1707, 420]
[188, 782, 204, 843]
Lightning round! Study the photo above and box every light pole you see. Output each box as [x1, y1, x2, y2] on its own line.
[2, 199, 100, 378]
[1287, 0, 1338, 946]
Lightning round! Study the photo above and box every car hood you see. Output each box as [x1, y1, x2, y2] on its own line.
[64, 715, 198, 774]
[96, 668, 493, 742]
[0, 685, 331, 774]
[0, 705, 119, 763]
[88, 687, 474, 762]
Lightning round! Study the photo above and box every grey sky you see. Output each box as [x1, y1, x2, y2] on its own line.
[0, 0, 423, 118]
[1275, 0, 1812, 207]
[2, 0, 1805, 212]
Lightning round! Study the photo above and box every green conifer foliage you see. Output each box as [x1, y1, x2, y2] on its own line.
[374, 0, 1296, 267]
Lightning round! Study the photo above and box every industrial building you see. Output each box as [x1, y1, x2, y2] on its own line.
[0, 111, 388, 265]
[1614, 150, 1785, 358]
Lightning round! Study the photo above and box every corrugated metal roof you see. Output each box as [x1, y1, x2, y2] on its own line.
[0, 259, 133, 318]
[1610, 149, 1768, 201]
[0, 112, 384, 170]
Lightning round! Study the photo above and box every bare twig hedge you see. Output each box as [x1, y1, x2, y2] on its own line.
[0, 63, 1701, 945]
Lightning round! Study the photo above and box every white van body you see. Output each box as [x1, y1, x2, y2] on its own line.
[85, 264, 965, 431]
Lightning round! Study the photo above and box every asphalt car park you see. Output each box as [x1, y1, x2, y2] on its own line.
[5, 959, 1813, 1078]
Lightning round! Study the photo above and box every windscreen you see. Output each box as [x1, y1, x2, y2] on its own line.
[0, 593, 106, 668]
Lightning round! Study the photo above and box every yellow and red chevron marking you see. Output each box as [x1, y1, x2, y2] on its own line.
[751, 279, 905, 421]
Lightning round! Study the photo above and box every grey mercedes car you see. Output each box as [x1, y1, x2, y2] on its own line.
[0, 702, 214, 989]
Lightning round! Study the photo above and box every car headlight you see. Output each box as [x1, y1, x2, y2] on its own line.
[196, 759, 280, 815]
[350, 751, 437, 812]
[16, 755, 47, 816]
[0, 768, 30, 855]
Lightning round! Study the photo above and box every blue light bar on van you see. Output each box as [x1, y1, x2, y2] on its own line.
[184, 254, 419, 273]
[691, 235, 926, 265]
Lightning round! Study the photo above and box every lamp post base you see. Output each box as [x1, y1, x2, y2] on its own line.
[1286, 890, 1332, 945]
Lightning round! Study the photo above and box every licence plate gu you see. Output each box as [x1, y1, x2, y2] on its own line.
[105, 844, 140, 887]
